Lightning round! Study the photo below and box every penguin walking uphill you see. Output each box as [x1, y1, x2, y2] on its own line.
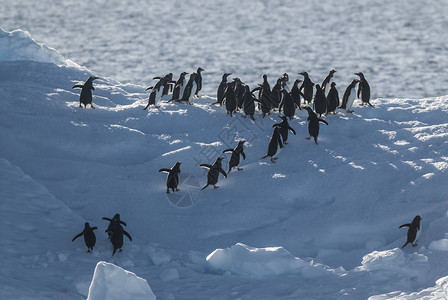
[222, 140, 246, 173]
[355, 72, 373, 107]
[102, 214, 127, 240]
[304, 107, 328, 144]
[169, 71, 188, 102]
[299, 72, 315, 104]
[194, 67, 204, 98]
[273, 115, 296, 144]
[144, 76, 167, 109]
[159, 73, 173, 96]
[200, 157, 227, 190]
[159, 162, 182, 193]
[400, 215, 422, 248]
[261, 126, 283, 163]
[72, 76, 100, 108]
[215, 73, 232, 106]
[72, 222, 97, 252]
[340, 79, 359, 113]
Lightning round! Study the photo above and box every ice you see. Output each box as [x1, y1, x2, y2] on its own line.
[87, 261, 156, 300]
[160, 268, 179, 282]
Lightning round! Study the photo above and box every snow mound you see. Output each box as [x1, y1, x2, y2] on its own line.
[429, 238, 448, 251]
[0, 28, 73, 66]
[370, 275, 448, 299]
[361, 248, 428, 273]
[87, 261, 156, 300]
[206, 243, 326, 279]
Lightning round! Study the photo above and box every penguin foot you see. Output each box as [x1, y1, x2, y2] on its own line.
[91, 104, 95, 109]
[347, 110, 354, 113]
[412, 243, 418, 247]
[166, 190, 170, 194]
[306, 137, 311, 140]
[213, 185, 219, 189]
[119, 248, 123, 252]
[237, 167, 243, 171]
[176, 188, 180, 192]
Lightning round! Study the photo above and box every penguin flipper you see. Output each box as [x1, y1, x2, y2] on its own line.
[120, 221, 127, 227]
[368, 102, 374, 107]
[289, 127, 296, 135]
[123, 230, 133, 241]
[159, 168, 171, 173]
[220, 168, 227, 178]
[272, 123, 281, 128]
[401, 241, 410, 248]
[200, 164, 212, 169]
[72, 232, 83, 242]
[72, 85, 84, 89]
[319, 119, 329, 125]
[222, 149, 233, 154]
[92, 227, 98, 230]
[202, 184, 209, 190]
[241, 151, 246, 160]
[102, 217, 112, 222]
[399, 223, 411, 228]
[145, 86, 153, 91]
[260, 155, 269, 160]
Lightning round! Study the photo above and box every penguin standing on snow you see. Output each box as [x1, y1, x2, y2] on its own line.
[72, 76, 100, 108]
[304, 107, 328, 144]
[159, 162, 182, 193]
[107, 222, 132, 256]
[102, 214, 127, 240]
[181, 73, 197, 105]
[72, 222, 97, 252]
[194, 67, 204, 98]
[222, 140, 246, 173]
[281, 73, 291, 92]
[200, 157, 227, 190]
[242, 85, 256, 120]
[326, 82, 339, 115]
[273, 115, 296, 144]
[215, 73, 232, 106]
[223, 82, 237, 116]
[169, 71, 188, 102]
[144, 76, 167, 109]
[271, 77, 283, 110]
[355, 72, 373, 107]
[261, 127, 284, 163]
[234, 78, 245, 110]
[160, 73, 173, 96]
[253, 74, 272, 117]
[279, 89, 296, 119]
[299, 72, 315, 104]
[340, 79, 359, 113]
[290, 79, 304, 109]
[313, 84, 327, 117]
[321, 70, 336, 97]
[400, 215, 422, 248]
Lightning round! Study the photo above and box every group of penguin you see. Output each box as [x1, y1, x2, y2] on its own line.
[72, 70, 422, 253]
[72, 214, 132, 255]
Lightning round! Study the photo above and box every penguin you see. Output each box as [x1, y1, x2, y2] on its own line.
[180, 73, 197, 105]
[253, 74, 272, 117]
[234, 78, 245, 110]
[160, 73, 173, 96]
[169, 72, 188, 102]
[273, 115, 296, 144]
[299, 72, 315, 104]
[102, 214, 127, 240]
[340, 79, 359, 113]
[271, 77, 283, 109]
[159, 162, 182, 193]
[106, 222, 132, 256]
[222, 140, 246, 173]
[72, 222, 97, 252]
[304, 106, 328, 144]
[72, 76, 100, 108]
[242, 85, 256, 120]
[313, 84, 327, 117]
[321, 70, 336, 97]
[194, 67, 204, 98]
[400, 215, 422, 248]
[223, 81, 237, 116]
[281, 73, 291, 92]
[326, 82, 339, 115]
[279, 90, 296, 120]
[355, 72, 373, 107]
[143, 76, 167, 109]
[215, 73, 232, 106]
[290, 79, 304, 109]
[261, 127, 283, 163]
[200, 157, 227, 190]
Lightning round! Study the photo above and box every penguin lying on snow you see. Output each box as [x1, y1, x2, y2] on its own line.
[200, 157, 227, 190]
[102, 213, 127, 240]
[400, 215, 422, 248]
[304, 107, 328, 144]
[72, 76, 100, 108]
[261, 127, 283, 163]
[72, 222, 97, 252]
[159, 162, 181, 193]
[223, 140, 246, 173]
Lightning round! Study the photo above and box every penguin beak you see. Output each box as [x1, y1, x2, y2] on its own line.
[93, 77, 100, 80]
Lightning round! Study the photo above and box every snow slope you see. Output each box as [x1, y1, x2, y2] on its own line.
[1, 29, 448, 299]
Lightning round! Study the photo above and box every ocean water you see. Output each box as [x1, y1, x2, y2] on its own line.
[2, 0, 448, 98]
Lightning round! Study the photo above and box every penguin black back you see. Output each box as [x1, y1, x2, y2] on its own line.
[326, 82, 339, 114]
[299, 72, 314, 104]
[72, 222, 97, 252]
[72, 76, 99, 108]
[194, 67, 204, 97]
[242, 85, 256, 120]
[223, 140, 246, 173]
[261, 127, 283, 163]
[313, 84, 327, 117]
[216, 73, 231, 106]
[200, 157, 227, 190]
[279, 89, 296, 120]
[273, 115, 296, 144]
[400, 215, 422, 248]
[355, 72, 373, 107]
[159, 162, 182, 193]
[224, 82, 237, 116]
[290, 79, 303, 109]
[304, 106, 328, 144]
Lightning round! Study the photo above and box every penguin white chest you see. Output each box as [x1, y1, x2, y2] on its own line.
[190, 81, 197, 100]
[346, 89, 356, 110]
[325, 79, 333, 96]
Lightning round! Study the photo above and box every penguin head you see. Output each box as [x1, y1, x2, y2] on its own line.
[278, 115, 287, 121]
[197, 67, 204, 73]
[113, 213, 121, 220]
[181, 71, 189, 76]
[262, 74, 268, 81]
[85, 222, 90, 227]
[413, 215, 422, 222]
[352, 79, 360, 85]
[354, 72, 365, 79]
[244, 85, 250, 92]
[299, 71, 308, 77]
[315, 84, 321, 90]
[282, 73, 289, 80]
[293, 79, 302, 86]
[86, 76, 100, 84]
[217, 157, 224, 161]
[331, 82, 337, 87]
[330, 69, 336, 75]
[238, 140, 246, 145]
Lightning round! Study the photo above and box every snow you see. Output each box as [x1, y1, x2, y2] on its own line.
[2, 10, 448, 300]
[87, 261, 156, 300]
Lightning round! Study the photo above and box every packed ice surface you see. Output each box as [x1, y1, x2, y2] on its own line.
[86, 261, 155, 300]
[1, 25, 448, 299]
